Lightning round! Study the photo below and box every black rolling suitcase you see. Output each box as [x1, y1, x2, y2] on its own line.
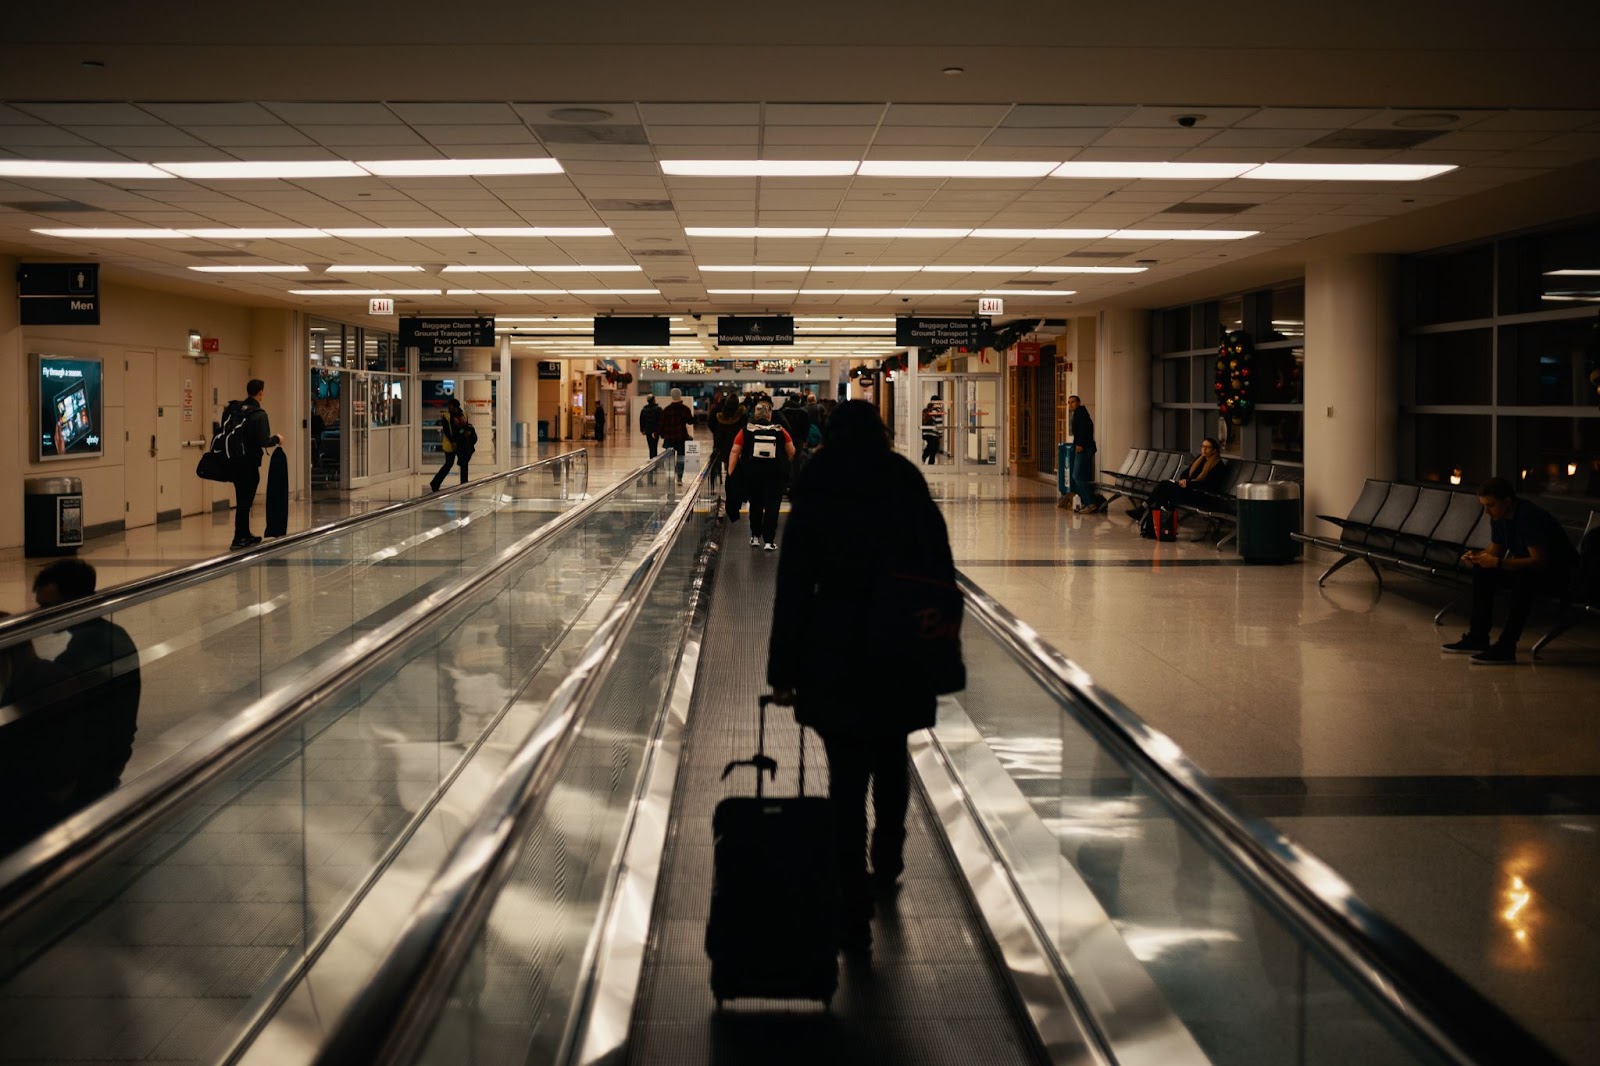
[706, 694, 838, 1007]
[263, 447, 289, 537]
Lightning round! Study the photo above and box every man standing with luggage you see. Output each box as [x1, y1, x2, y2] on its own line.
[229, 379, 284, 549]
[656, 388, 693, 482]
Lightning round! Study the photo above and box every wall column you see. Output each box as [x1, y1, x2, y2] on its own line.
[510, 353, 538, 451]
[1303, 254, 1399, 536]
[0, 254, 22, 549]
[1094, 309, 1150, 472]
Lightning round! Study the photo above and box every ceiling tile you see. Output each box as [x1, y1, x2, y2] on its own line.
[142, 103, 285, 126]
[652, 144, 755, 160]
[1119, 107, 1259, 128]
[1002, 105, 1138, 128]
[647, 126, 760, 145]
[14, 103, 165, 125]
[546, 144, 656, 161]
[763, 126, 873, 146]
[512, 102, 642, 125]
[416, 125, 537, 146]
[186, 125, 317, 148]
[882, 105, 1010, 126]
[68, 125, 203, 147]
[111, 146, 233, 162]
[306, 126, 429, 146]
[264, 103, 402, 124]
[0, 126, 93, 147]
[1420, 130, 1552, 151]
[1091, 127, 1214, 149]
[982, 128, 1097, 148]
[870, 126, 991, 147]
[388, 103, 521, 125]
[1202, 128, 1316, 149]
[763, 104, 885, 126]
[639, 103, 761, 125]
[1235, 108, 1381, 129]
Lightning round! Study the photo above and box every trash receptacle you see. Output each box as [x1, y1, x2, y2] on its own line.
[514, 421, 529, 447]
[537, 420, 550, 442]
[1236, 481, 1301, 563]
[1057, 442, 1072, 496]
[24, 477, 84, 558]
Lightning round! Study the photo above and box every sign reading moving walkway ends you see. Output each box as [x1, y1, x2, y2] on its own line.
[895, 316, 983, 349]
[716, 315, 794, 345]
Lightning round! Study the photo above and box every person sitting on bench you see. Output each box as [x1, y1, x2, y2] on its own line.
[1134, 438, 1227, 518]
[1442, 477, 1578, 666]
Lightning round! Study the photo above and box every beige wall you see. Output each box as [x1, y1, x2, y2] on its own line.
[0, 264, 295, 550]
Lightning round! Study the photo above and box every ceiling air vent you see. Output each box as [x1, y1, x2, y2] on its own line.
[591, 199, 675, 211]
[532, 124, 649, 145]
[292, 278, 351, 286]
[1050, 251, 1123, 260]
[1306, 129, 1444, 150]
[1161, 202, 1257, 215]
[628, 248, 690, 257]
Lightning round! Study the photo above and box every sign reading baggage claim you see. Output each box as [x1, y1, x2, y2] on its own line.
[895, 316, 984, 349]
[716, 315, 794, 346]
[399, 316, 495, 369]
[18, 263, 100, 326]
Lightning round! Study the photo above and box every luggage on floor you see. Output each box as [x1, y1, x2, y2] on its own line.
[263, 448, 289, 538]
[1141, 505, 1179, 541]
[706, 694, 838, 1007]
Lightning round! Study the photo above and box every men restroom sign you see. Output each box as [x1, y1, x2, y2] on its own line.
[18, 263, 100, 325]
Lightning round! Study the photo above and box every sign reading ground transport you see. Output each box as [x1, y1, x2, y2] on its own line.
[895, 316, 984, 349]
[400, 316, 496, 369]
[716, 315, 794, 346]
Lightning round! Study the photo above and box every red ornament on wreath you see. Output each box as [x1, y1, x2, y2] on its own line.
[1215, 329, 1256, 426]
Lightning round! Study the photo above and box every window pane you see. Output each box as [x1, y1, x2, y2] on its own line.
[1256, 346, 1304, 404]
[1158, 358, 1190, 403]
[1413, 330, 1491, 405]
[1409, 245, 1493, 325]
[1412, 413, 1491, 486]
[1197, 302, 1222, 350]
[1255, 410, 1304, 463]
[1505, 414, 1600, 502]
[1218, 296, 1244, 335]
[1155, 307, 1190, 354]
[1265, 286, 1305, 341]
[1500, 318, 1592, 406]
[1497, 220, 1600, 316]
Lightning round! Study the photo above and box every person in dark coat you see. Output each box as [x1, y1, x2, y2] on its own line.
[1137, 437, 1228, 517]
[768, 400, 961, 951]
[638, 395, 662, 458]
[429, 398, 476, 491]
[229, 379, 285, 549]
[0, 614, 84, 857]
[32, 559, 141, 806]
[710, 395, 748, 513]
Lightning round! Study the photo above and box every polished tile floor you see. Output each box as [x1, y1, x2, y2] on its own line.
[5, 434, 1595, 1061]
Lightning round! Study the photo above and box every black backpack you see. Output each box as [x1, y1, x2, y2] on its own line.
[196, 401, 251, 481]
[743, 423, 787, 471]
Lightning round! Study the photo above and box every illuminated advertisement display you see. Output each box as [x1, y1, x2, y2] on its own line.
[35, 354, 104, 461]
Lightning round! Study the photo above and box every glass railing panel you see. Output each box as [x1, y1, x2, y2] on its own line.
[412, 496, 712, 1066]
[0, 464, 671, 1065]
[0, 456, 590, 860]
[938, 612, 1454, 1066]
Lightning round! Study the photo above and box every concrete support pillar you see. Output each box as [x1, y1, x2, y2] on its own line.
[1094, 308, 1150, 471]
[1303, 255, 1398, 536]
[510, 352, 538, 449]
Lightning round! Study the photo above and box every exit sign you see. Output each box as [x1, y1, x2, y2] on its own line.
[369, 297, 395, 315]
[978, 297, 1004, 316]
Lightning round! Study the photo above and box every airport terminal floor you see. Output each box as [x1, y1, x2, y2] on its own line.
[0, 434, 1596, 1065]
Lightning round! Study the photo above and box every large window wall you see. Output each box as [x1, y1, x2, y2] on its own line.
[1150, 284, 1305, 465]
[1400, 220, 1600, 508]
[308, 318, 410, 486]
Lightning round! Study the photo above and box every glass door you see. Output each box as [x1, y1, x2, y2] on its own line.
[418, 373, 501, 477]
[919, 374, 1003, 472]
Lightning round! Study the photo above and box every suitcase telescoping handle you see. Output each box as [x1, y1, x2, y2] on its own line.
[719, 694, 807, 799]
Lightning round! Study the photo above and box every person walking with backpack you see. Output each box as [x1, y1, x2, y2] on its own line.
[728, 401, 794, 552]
[429, 398, 477, 492]
[226, 379, 284, 550]
[638, 395, 662, 458]
[656, 388, 693, 483]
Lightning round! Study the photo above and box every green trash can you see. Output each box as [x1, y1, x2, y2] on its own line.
[1236, 481, 1301, 563]
[24, 476, 84, 557]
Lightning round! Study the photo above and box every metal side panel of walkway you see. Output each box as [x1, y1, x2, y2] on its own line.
[624, 521, 1046, 1066]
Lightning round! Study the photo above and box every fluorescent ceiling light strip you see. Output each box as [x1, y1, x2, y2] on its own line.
[187, 228, 327, 239]
[1243, 163, 1457, 181]
[856, 161, 1059, 178]
[968, 229, 1115, 239]
[442, 265, 532, 272]
[1051, 161, 1254, 180]
[809, 265, 922, 273]
[0, 161, 172, 179]
[1544, 269, 1600, 276]
[1110, 229, 1257, 240]
[662, 160, 859, 176]
[291, 289, 389, 295]
[794, 317, 896, 322]
[920, 264, 1146, 274]
[34, 227, 187, 239]
[698, 265, 809, 272]
[829, 228, 970, 239]
[325, 228, 470, 238]
[568, 289, 659, 295]
[326, 265, 425, 272]
[360, 158, 563, 176]
[159, 161, 368, 179]
[446, 289, 564, 295]
[801, 289, 895, 296]
[468, 227, 613, 237]
[706, 288, 803, 295]
[188, 265, 309, 273]
[980, 289, 1076, 296]
[687, 228, 827, 238]
[383, 289, 443, 295]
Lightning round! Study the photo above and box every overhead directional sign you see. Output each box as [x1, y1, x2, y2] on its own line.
[400, 315, 495, 369]
[895, 316, 983, 349]
[19, 263, 100, 325]
[716, 314, 794, 345]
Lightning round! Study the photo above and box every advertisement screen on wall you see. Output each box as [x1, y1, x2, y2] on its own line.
[34, 354, 104, 461]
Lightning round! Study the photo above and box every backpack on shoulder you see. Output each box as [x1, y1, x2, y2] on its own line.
[196, 401, 251, 482]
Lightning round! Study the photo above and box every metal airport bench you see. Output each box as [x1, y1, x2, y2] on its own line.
[1101, 447, 1303, 548]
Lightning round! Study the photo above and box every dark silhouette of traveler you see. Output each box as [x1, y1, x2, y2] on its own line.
[33, 559, 142, 806]
[1442, 477, 1580, 665]
[656, 388, 693, 483]
[228, 378, 286, 549]
[920, 399, 942, 464]
[1136, 437, 1229, 518]
[592, 405, 606, 444]
[429, 397, 476, 491]
[638, 394, 662, 458]
[769, 401, 962, 951]
[0, 613, 83, 857]
[728, 402, 794, 553]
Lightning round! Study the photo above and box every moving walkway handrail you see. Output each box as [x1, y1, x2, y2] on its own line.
[0, 448, 588, 648]
[0, 451, 650, 931]
[953, 571, 1563, 1066]
[308, 465, 711, 1066]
